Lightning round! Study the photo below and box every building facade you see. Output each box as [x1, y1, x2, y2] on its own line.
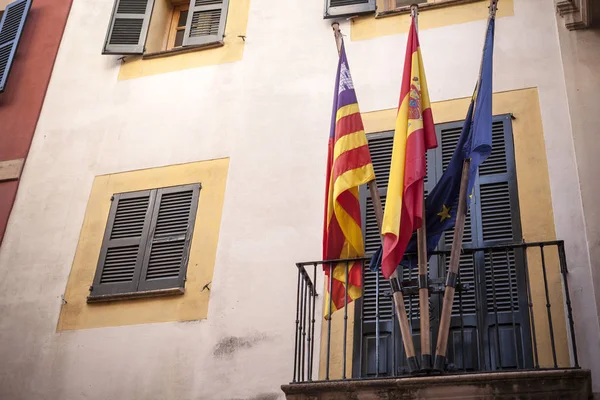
[0, 0, 73, 242]
[0, 0, 598, 398]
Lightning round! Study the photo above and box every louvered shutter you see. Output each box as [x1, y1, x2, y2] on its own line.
[324, 0, 375, 18]
[91, 190, 156, 297]
[103, 0, 155, 55]
[138, 184, 200, 291]
[0, 0, 31, 93]
[183, 0, 229, 47]
[436, 122, 477, 318]
[475, 116, 531, 369]
[475, 117, 522, 314]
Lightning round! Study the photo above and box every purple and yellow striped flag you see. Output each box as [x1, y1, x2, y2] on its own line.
[323, 41, 375, 316]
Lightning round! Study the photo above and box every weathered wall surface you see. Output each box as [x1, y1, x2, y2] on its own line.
[0, 0, 598, 399]
[557, 16, 600, 348]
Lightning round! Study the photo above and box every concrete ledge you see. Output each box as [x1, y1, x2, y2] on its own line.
[281, 369, 592, 399]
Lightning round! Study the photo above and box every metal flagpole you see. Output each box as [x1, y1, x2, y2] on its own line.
[410, 4, 432, 371]
[331, 22, 418, 373]
[433, 0, 498, 372]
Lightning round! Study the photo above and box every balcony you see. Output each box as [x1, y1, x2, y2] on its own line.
[281, 241, 592, 399]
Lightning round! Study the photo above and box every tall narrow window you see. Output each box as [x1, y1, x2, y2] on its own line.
[168, 5, 189, 49]
[354, 115, 532, 376]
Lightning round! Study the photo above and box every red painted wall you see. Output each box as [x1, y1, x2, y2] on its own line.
[0, 0, 72, 243]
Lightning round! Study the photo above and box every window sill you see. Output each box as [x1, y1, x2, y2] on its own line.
[376, 0, 480, 18]
[142, 41, 225, 60]
[87, 287, 185, 303]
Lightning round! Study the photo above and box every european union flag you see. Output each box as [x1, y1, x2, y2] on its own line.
[371, 16, 495, 271]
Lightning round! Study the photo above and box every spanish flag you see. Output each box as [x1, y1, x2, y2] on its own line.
[381, 16, 438, 279]
[323, 41, 375, 316]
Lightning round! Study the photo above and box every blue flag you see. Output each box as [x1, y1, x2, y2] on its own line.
[370, 16, 495, 271]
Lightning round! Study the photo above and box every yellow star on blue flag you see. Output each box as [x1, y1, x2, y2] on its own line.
[437, 204, 451, 222]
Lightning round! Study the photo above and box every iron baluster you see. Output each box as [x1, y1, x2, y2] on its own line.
[293, 266, 301, 382]
[540, 245, 558, 368]
[506, 249, 520, 369]
[326, 264, 333, 380]
[309, 263, 317, 380]
[375, 262, 380, 377]
[458, 267, 466, 372]
[489, 250, 502, 370]
[558, 243, 579, 368]
[343, 261, 349, 379]
[523, 247, 540, 369]
[301, 271, 307, 382]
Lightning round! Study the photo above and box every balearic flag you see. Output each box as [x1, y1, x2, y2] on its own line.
[380, 15, 438, 279]
[323, 41, 375, 316]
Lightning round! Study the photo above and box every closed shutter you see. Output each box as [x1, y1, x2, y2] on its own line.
[138, 184, 200, 291]
[475, 118, 522, 314]
[0, 0, 31, 93]
[474, 116, 531, 370]
[103, 0, 155, 55]
[91, 190, 156, 296]
[437, 122, 476, 318]
[356, 115, 531, 374]
[324, 0, 375, 18]
[357, 131, 435, 376]
[183, 0, 229, 47]
[363, 133, 393, 325]
[89, 184, 200, 301]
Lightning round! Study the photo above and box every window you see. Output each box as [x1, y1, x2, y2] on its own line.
[324, 0, 375, 18]
[102, 0, 229, 55]
[0, 0, 31, 93]
[168, 4, 189, 49]
[88, 184, 201, 302]
[355, 115, 532, 375]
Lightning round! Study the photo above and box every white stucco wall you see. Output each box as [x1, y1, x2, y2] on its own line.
[0, 0, 598, 399]
[557, 10, 600, 375]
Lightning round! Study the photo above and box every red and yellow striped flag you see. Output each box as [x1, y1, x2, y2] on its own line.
[381, 16, 438, 279]
[323, 42, 375, 316]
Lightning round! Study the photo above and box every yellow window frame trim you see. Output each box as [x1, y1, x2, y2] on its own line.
[351, 0, 514, 42]
[320, 88, 569, 379]
[118, 0, 250, 81]
[57, 158, 229, 331]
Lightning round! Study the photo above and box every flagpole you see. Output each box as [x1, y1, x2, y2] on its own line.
[332, 22, 419, 373]
[410, 3, 432, 372]
[433, 0, 498, 372]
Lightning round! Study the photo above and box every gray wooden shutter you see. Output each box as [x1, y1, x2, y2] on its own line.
[437, 122, 477, 318]
[138, 184, 200, 291]
[363, 132, 394, 325]
[324, 0, 375, 18]
[91, 190, 156, 297]
[475, 117, 522, 314]
[0, 0, 31, 93]
[183, 0, 229, 47]
[475, 116, 532, 370]
[103, 0, 155, 55]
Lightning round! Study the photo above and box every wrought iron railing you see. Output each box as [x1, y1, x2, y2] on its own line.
[291, 240, 579, 383]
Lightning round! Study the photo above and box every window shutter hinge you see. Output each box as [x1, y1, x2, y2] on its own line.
[89, 285, 94, 292]
[110, 196, 114, 201]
